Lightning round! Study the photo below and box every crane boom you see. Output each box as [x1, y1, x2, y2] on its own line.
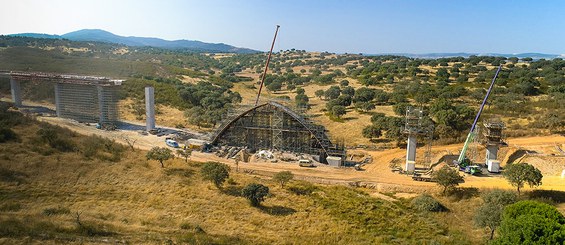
[254, 25, 280, 106]
[457, 65, 502, 164]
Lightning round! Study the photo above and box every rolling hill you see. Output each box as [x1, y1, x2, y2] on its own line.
[9, 29, 259, 54]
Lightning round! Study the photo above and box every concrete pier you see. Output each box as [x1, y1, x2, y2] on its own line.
[485, 144, 499, 162]
[405, 135, 417, 173]
[10, 78, 22, 107]
[145, 87, 155, 131]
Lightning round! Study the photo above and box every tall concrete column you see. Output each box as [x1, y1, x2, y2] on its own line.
[405, 135, 417, 173]
[10, 78, 22, 107]
[145, 87, 155, 131]
[485, 145, 499, 162]
[97, 86, 106, 124]
[54, 83, 61, 117]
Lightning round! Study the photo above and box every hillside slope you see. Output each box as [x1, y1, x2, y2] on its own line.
[0, 105, 471, 244]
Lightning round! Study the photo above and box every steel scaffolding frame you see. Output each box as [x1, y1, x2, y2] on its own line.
[211, 101, 345, 162]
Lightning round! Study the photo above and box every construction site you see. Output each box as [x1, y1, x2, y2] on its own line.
[1, 39, 565, 194]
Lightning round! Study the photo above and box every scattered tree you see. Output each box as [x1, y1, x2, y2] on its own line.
[341, 86, 355, 97]
[503, 163, 543, 196]
[176, 147, 192, 163]
[241, 183, 270, 207]
[119, 134, 137, 151]
[362, 125, 382, 140]
[353, 87, 375, 103]
[146, 147, 173, 168]
[432, 166, 464, 194]
[314, 89, 325, 99]
[201, 161, 230, 189]
[324, 86, 341, 100]
[295, 93, 309, 108]
[273, 171, 294, 188]
[331, 105, 346, 119]
[354, 101, 375, 112]
[474, 189, 518, 240]
[339, 79, 349, 87]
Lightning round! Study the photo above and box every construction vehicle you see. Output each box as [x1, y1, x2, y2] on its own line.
[454, 65, 502, 175]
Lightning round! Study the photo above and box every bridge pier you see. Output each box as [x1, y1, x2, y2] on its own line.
[145, 86, 155, 131]
[405, 135, 417, 173]
[10, 78, 22, 107]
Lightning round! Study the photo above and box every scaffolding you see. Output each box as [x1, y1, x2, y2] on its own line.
[482, 118, 506, 172]
[210, 100, 345, 163]
[402, 107, 434, 170]
[483, 118, 506, 146]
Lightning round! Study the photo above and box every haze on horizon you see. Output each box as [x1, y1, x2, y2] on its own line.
[2, 0, 564, 55]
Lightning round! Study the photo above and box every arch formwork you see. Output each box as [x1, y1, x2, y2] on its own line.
[211, 101, 344, 163]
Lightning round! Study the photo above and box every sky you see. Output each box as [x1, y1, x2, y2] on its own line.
[1, 0, 564, 54]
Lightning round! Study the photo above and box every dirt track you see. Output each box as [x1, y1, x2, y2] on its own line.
[35, 113, 565, 194]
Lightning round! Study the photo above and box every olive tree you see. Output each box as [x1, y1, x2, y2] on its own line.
[432, 166, 464, 194]
[176, 147, 192, 163]
[201, 161, 230, 189]
[146, 147, 173, 168]
[273, 171, 294, 188]
[503, 163, 542, 196]
[241, 183, 270, 207]
[474, 189, 517, 240]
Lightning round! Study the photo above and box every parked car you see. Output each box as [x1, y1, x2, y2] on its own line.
[165, 139, 179, 148]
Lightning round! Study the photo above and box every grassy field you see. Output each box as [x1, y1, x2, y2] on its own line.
[0, 115, 479, 244]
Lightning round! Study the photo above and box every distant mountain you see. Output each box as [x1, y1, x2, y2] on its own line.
[373, 52, 563, 59]
[10, 29, 259, 54]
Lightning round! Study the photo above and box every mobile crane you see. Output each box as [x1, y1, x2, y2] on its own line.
[454, 65, 502, 175]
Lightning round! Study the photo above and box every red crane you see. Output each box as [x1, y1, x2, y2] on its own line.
[254, 25, 281, 106]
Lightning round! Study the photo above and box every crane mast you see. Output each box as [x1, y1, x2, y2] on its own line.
[457, 65, 502, 164]
[254, 25, 280, 106]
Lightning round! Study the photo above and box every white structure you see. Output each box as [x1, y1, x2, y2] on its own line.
[403, 107, 425, 174]
[487, 160, 500, 173]
[405, 160, 416, 173]
[326, 156, 342, 167]
[483, 119, 506, 173]
[406, 135, 417, 172]
[486, 145, 499, 162]
[10, 78, 22, 107]
[145, 86, 155, 131]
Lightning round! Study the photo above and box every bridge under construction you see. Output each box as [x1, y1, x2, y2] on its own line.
[1, 71, 123, 125]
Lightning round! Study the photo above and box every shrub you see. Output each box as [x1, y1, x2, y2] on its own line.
[42, 207, 71, 216]
[241, 183, 270, 207]
[288, 182, 318, 195]
[432, 166, 464, 194]
[0, 128, 18, 143]
[0, 203, 22, 212]
[411, 194, 446, 212]
[146, 147, 173, 168]
[201, 162, 230, 189]
[493, 200, 565, 244]
[272, 171, 294, 188]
